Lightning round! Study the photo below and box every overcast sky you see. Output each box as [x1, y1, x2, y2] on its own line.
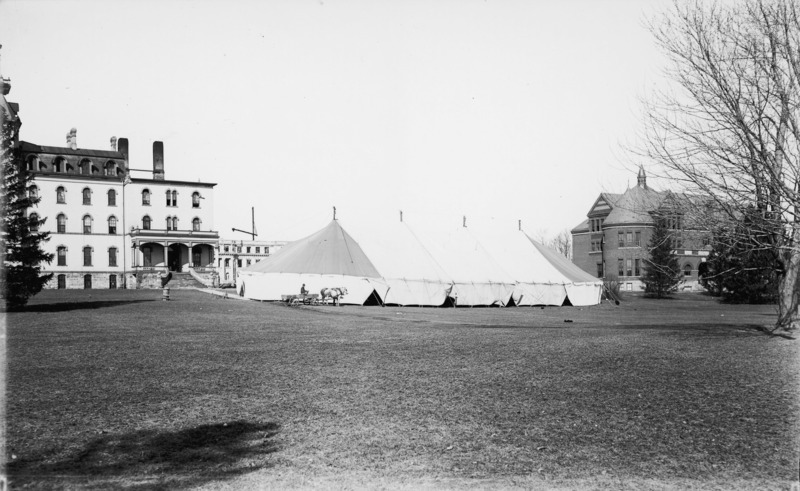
[1, 0, 669, 241]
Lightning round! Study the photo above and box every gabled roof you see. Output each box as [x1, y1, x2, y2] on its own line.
[571, 218, 590, 234]
[603, 184, 666, 226]
[587, 192, 621, 217]
[242, 220, 381, 277]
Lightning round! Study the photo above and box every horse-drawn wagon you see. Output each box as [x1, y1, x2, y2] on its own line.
[281, 293, 320, 306]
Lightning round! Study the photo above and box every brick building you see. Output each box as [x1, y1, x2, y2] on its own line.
[571, 168, 710, 292]
[216, 239, 286, 284]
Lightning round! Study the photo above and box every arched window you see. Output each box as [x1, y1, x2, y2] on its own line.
[26, 155, 38, 171]
[105, 161, 116, 176]
[192, 192, 201, 208]
[56, 186, 66, 204]
[57, 214, 67, 233]
[142, 189, 151, 205]
[29, 213, 40, 232]
[172, 217, 179, 230]
[57, 274, 66, 289]
[79, 159, 91, 175]
[683, 264, 693, 277]
[57, 246, 67, 266]
[108, 189, 117, 206]
[192, 217, 201, 231]
[83, 215, 92, 234]
[109, 247, 118, 267]
[83, 247, 93, 266]
[53, 157, 66, 172]
[172, 190, 177, 206]
[166, 216, 173, 230]
[108, 216, 117, 234]
[166, 189, 172, 206]
[28, 185, 38, 200]
[82, 188, 92, 205]
[143, 215, 151, 230]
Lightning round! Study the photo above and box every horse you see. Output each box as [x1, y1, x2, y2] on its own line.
[320, 287, 348, 306]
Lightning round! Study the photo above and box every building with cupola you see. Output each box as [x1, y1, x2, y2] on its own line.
[571, 167, 711, 292]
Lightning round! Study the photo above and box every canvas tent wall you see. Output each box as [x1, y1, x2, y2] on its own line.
[236, 220, 388, 305]
[527, 236, 603, 306]
[347, 220, 455, 306]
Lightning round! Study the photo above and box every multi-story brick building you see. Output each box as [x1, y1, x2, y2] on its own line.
[216, 239, 286, 284]
[571, 168, 710, 292]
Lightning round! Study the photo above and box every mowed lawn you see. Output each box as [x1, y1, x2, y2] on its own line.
[5, 289, 799, 490]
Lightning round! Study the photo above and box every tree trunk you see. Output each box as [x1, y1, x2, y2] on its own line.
[777, 227, 800, 332]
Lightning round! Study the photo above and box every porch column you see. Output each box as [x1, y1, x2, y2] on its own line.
[189, 242, 194, 268]
[164, 241, 169, 271]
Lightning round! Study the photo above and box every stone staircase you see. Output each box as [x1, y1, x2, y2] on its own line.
[166, 272, 207, 289]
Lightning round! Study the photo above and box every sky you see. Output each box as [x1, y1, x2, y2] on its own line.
[0, 0, 670, 242]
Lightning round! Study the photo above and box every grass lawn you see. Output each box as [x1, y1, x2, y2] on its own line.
[5, 289, 799, 490]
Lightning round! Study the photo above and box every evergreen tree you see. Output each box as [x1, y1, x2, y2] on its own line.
[641, 214, 681, 298]
[1, 119, 53, 310]
[700, 209, 778, 304]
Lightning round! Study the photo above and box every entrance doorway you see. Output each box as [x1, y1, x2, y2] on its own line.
[168, 244, 182, 272]
[192, 245, 202, 268]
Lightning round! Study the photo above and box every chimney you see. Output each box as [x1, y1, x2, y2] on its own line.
[66, 128, 77, 150]
[117, 137, 129, 175]
[110, 136, 117, 150]
[153, 141, 164, 180]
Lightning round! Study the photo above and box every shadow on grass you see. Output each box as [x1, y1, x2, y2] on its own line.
[20, 299, 156, 313]
[8, 420, 280, 490]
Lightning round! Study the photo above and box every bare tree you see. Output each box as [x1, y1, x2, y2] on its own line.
[548, 229, 573, 260]
[642, 0, 800, 332]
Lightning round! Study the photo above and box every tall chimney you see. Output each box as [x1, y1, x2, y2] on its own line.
[110, 136, 117, 150]
[117, 137, 129, 175]
[153, 141, 164, 180]
[66, 128, 77, 150]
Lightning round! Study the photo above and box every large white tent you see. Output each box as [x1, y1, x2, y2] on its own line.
[236, 220, 389, 305]
[238, 219, 602, 307]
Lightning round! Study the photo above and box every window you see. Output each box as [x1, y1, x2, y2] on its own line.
[26, 155, 37, 171]
[143, 246, 152, 267]
[83, 215, 92, 234]
[635, 231, 641, 247]
[84, 274, 92, 289]
[54, 157, 65, 172]
[596, 263, 603, 278]
[684, 264, 692, 277]
[626, 231, 633, 246]
[166, 217, 173, 231]
[109, 274, 117, 289]
[105, 161, 116, 176]
[109, 247, 117, 267]
[57, 214, 66, 233]
[79, 159, 91, 174]
[590, 239, 602, 252]
[256, 247, 260, 254]
[172, 190, 177, 206]
[702, 236, 711, 247]
[29, 213, 39, 232]
[142, 189, 151, 205]
[626, 259, 632, 277]
[57, 186, 66, 203]
[143, 216, 151, 230]
[57, 274, 66, 289]
[192, 218, 201, 231]
[108, 189, 117, 206]
[57, 246, 67, 266]
[224, 258, 230, 267]
[618, 258, 624, 277]
[237, 259, 242, 267]
[192, 192, 200, 208]
[224, 246, 229, 252]
[28, 185, 38, 200]
[83, 246, 93, 266]
[618, 231, 624, 248]
[108, 216, 117, 234]
[634, 258, 641, 276]
[246, 246, 252, 253]
[590, 218, 603, 232]
[166, 190, 172, 206]
[82, 188, 92, 205]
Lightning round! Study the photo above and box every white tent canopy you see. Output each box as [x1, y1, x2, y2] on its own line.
[238, 219, 602, 307]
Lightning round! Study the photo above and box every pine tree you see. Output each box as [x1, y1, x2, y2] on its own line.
[1, 119, 53, 310]
[641, 214, 681, 298]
